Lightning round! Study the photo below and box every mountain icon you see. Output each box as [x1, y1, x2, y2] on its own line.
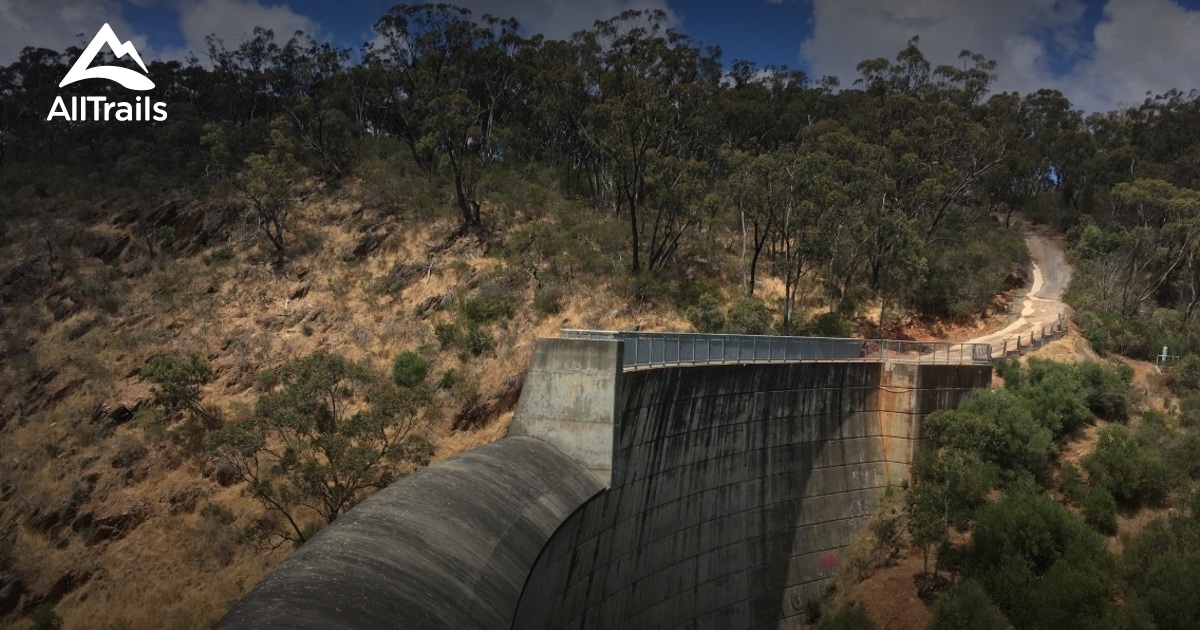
[59, 23, 155, 91]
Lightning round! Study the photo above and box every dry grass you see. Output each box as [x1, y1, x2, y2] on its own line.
[0, 177, 725, 628]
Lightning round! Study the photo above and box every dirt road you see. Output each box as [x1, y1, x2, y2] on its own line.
[967, 231, 1073, 353]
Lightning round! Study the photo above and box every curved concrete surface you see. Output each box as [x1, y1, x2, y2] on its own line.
[514, 361, 989, 629]
[218, 436, 603, 630]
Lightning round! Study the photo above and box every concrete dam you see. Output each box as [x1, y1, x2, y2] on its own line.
[220, 332, 996, 629]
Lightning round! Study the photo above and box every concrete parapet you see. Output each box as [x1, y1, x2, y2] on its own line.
[508, 338, 623, 486]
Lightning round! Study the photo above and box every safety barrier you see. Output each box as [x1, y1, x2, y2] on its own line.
[560, 330, 994, 369]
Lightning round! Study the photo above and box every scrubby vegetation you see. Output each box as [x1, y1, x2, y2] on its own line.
[854, 356, 1200, 629]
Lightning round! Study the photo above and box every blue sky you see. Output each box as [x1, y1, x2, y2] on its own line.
[4, 0, 1200, 111]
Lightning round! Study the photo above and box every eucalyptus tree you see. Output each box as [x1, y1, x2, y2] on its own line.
[573, 9, 723, 271]
[370, 4, 523, 228]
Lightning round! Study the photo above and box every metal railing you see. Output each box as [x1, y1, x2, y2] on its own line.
[992, 313, 1069, 359]
[560, 330, 994, 369]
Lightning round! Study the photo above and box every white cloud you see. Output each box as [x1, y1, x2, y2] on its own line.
[1059, 0, 1200, 111]
[800, 0, 1083, 95]
[0, 0, 148, 64]
[169, 0, 321, 60]
[799, 0, 1200, 112]
[444, 0, 677, 41]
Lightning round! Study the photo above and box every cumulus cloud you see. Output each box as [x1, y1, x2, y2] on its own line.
[0, 0, 147, 63]
[800, 0, 1083, 95]
[1061, 0, 1200, 111]
[168, 0, 321, 60]
[444, 0, 676, 41]
[799, 0, 1200, 112]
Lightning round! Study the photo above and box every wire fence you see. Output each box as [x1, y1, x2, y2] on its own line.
[562, 313, 1069, 370]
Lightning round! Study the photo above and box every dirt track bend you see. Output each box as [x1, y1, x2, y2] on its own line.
[966, 231, 1073, 353]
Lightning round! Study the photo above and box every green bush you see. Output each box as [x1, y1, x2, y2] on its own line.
[391, 352, 428, 388]
[815, 604, 875, 630]
[437, 368, 458, 390]
[253, 369, 279, 392]
[928, 579, 1008, 630]
[460, 296, 516, 323]
[1173, 355, 1200, 393]
[724, 296, 772, 335]
[685, 294, 725, 333]
[967, 488, 1113, 626]
[144, 352, 213, 419]
[435, 323, 460, 349]
[952, 390, 1055, 481]
[1058, 462, 1088, 505]
[1076, 361, 1133, 422]
[807, 312, 854, 337]
[1083, 487, 1119, 535]
[29, 605, 62, 630]
[1136, 552, 1200, 630]
[1083, 425, 1174, 507]
[464, 322, 494, 356]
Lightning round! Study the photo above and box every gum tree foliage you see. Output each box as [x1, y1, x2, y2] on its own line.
[370, 3, 523, 228]
[143, 352, 213, 421]
[209, 351, 434, 545]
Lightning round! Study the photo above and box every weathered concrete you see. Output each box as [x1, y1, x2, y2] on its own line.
[508, 338, 623, 486]
[218, 437, 602, 630]
[514, 361, 991, 629]
[220, 338, 991, 630]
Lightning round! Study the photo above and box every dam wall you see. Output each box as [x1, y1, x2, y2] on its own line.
[513, 358, 990, 629]
[218, 335, 990, 630]
[218, 437, 603, 629]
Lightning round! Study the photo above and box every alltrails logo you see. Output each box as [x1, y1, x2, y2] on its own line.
[47, 23, 167, 122]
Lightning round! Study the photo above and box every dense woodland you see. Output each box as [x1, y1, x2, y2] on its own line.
[4, 3, 1200, 629]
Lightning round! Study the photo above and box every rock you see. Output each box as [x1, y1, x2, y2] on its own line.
[414, 293, 454, 317]
[168, 486, 211, 515]
[85, 505, 148, 545]
[64, 316, 98, 341]
[289, 281, 311, 300]
[0, 572, 24, 616]
[343, 230, 389, 260]
[208, 459, 241, 487]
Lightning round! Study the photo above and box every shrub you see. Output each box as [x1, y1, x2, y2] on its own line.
[953, 390, 1055, 481]
[928, 579, 1008, 630]
[1082, 487, 1119, 535]
[253, 369, 278, 392]
[435, 323, 460, 349]
[437, 368, 458, 390]
[144, 352, 212, 419]
[1076, 361, 1133, 422]
[533, 284, 563, 315]
[815, 604, 875, 630]
[1058, 462, 1088, 505]
[391, 352, 428, 389]
[1083, 425, 1173, 507]
[30, 605, 62, 630]
[685, 294, 725, 333]
[808, 312, 854, 337]
[208, 351, 431, 546]
[967, 488, 1112, 625]
[1174, 355, 1200, 393]
[460, 296, 516, 323]
[1136, 552, 1200, 630]
[724, 296, 772, 335]
[464, 322, 494, 357]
